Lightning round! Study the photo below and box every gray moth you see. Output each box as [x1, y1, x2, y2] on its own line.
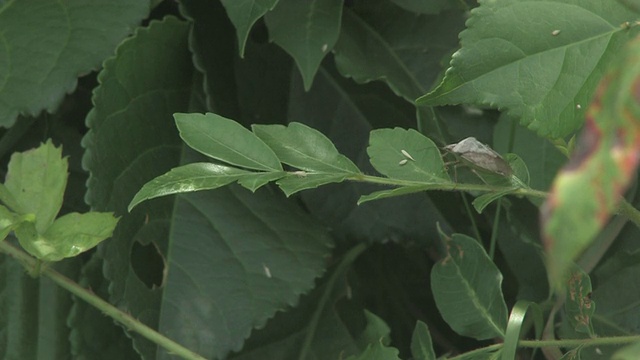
[443, 137, 512, 176]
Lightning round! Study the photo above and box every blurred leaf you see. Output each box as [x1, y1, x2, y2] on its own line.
[264, 0, 343, 89]
[541, 36, 640, 291]
[431, 233, 508, 340]
[411, 321, 436, 360]
[592, 263, 640, 336]
[417, 0, 640, 138]
[0, 183, 21, 213]
[0, 205, 15, 241]
[357, 186, 431, 205]
[613, 342, 640, 360]
[367, 128, 450, 183]
[0, 0, 149, 126]
[472, 189, 515, 214]
[5, 140, 67, 233]
[220, 0, 279, 57]
[175, 112, 283, 171]
[565, 267, 596, 337]
[617, 0, 640, 12]
[252, 122, 360, 173]
[334, 5, 465, 102]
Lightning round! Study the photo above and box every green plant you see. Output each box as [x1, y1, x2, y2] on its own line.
[2, 0, 640, 360]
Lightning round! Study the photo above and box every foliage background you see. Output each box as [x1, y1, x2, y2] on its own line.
[1, 0, 640, 359]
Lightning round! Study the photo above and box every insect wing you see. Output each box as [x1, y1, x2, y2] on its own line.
[444, 137, 513, 176]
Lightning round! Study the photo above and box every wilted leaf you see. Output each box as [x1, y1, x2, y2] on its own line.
[417, 0, 640, 138]
[565, 267, 596, 336]
[541, 36, 640, 291]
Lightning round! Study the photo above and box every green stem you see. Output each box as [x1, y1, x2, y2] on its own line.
[0, 241, 208, 360]
[618, 199, 640, 229]
[460, 192, 483, 243]
[445, 334, 640, 360]
[298, 243, 368, 360]
[350, 174, 549, 199]
[488, 199, 502, 260]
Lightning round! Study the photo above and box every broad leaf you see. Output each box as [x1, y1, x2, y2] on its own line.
[613, 342, 640, 360]
[417, 0, 640, 138]
[541, 36, 640, 291]
[175, 112, 283, 172]
[0, 0, 149, 126]
[333, 5, 465, 102]
[411, 321, 436, 360]
[367, 128, 450, 183]
[5, 140, 67, 233]
[220, 0, 280, 57]
[264, 0, 343, 89]
[390, 0, 460, 14]
[82, 17, 194, 358]
[431, 233, 508, 340]
[252, 122, 360, 173]
[0, 205, 16, 242]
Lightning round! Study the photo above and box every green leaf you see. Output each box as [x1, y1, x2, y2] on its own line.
[472, 189, 515, 213]
[81, 17, 194, 359]
[345, 342, 402, 360]
[276, 173, 350, 197]
[411, 321, 436, 360]
[333, 6, 465, 102]
[128, 162, 260, 211]
[493, 115, 565, 191]
[5, 140, 67, 233]
[431, 233, 508, 340]
[16, 212, 117, 262]
[390, 0, 460, 14]
[355, 310, 392, 348]
[417, 0, 640, 138]
[252, 122, 360, 173]
[565, 267, 595, 336]
[175, 112, 283, 171]
[357, 186, 432, 205]
[613, 342, 640, 360]
[502, 301, 543, 360]
[0, 183, 22, 213]
[367, 128, 450, 183]
[220, 0, 279, 57]
[0, 205, 17, 242]
[541, 36, 640, 291]
[264, 0, 343, 89]
[0, 0, 149, 126]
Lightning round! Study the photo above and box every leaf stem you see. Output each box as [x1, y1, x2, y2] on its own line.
[0, 241, 208, 360]
[350, 173, 549, 199]
[617, 199, 640, 229]
[297, 242, 368, 360]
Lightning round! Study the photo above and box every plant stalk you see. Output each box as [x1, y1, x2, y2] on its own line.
[0, 241, 208, 360]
